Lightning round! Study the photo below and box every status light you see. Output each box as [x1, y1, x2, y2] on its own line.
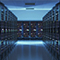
[41, 29, 43, 31]
[34, 29, 36, 31]
[27, 29, 29, 31]
[19, 29, 22, 31]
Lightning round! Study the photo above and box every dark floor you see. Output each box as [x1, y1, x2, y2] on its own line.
[5, 41, 56, 60]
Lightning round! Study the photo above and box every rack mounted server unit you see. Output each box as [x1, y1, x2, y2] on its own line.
[43, 2, 60, 60]
[17, 21, 43, 40]
[0, 2, 17, 60]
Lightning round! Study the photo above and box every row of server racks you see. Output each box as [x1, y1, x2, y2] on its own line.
[43, 2, 60, 60]
[17, 21, 43, 40]
[0, 2, 17, 60]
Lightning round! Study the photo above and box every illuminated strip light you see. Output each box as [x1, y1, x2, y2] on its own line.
[15, 41, 44, 45]
[9, 8, 26, 10]
[34, 8, 51, 10]
[9, 8, 51, 10]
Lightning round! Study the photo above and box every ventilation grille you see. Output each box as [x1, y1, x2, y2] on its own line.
[25, 3, 35, 5]
[26, 8, 34, 10]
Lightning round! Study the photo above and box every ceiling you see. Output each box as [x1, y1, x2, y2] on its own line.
[0, 0, 59, 7]
[0, 0, 59, 20]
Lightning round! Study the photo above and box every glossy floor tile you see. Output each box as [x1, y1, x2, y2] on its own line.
[5, 41, 56, 60]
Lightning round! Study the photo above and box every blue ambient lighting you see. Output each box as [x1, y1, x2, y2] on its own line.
[15, 41, 44, 45]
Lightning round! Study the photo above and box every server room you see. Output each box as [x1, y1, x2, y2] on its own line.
[0, 0, 60, 60]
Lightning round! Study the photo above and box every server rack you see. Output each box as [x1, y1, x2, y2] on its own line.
[0, 3, 5, 60]
[17, 21, 43, 40]
[37, 21, 43, 39]
[43, 2, 60, 60]
[17, 21, 22, 39]
[30, 21, 36, 39]
[23, 21, 29, 39]
[0, 2, 17, 60]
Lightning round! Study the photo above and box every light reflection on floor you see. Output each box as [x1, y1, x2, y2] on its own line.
[5, 40, 56, 60]
[15, 40, 44, 45]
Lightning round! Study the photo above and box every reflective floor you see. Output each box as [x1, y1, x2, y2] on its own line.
[5, 40, 56, 60]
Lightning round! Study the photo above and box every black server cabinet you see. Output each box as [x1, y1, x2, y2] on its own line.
[23, 21, 29, 38]
[0, 2, 17, 60]
[43, 2, 60, 60]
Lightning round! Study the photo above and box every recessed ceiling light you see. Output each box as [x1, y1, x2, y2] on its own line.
[26, 8, 34, 10]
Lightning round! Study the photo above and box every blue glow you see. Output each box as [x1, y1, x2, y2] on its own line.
[11, 10, 49, 20]
[15, 41, 44, 45]
[9, 8, 51, 10]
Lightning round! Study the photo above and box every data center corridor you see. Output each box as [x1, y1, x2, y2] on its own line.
[0, 1, 60, 60]
[5, 41, 55, 60]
